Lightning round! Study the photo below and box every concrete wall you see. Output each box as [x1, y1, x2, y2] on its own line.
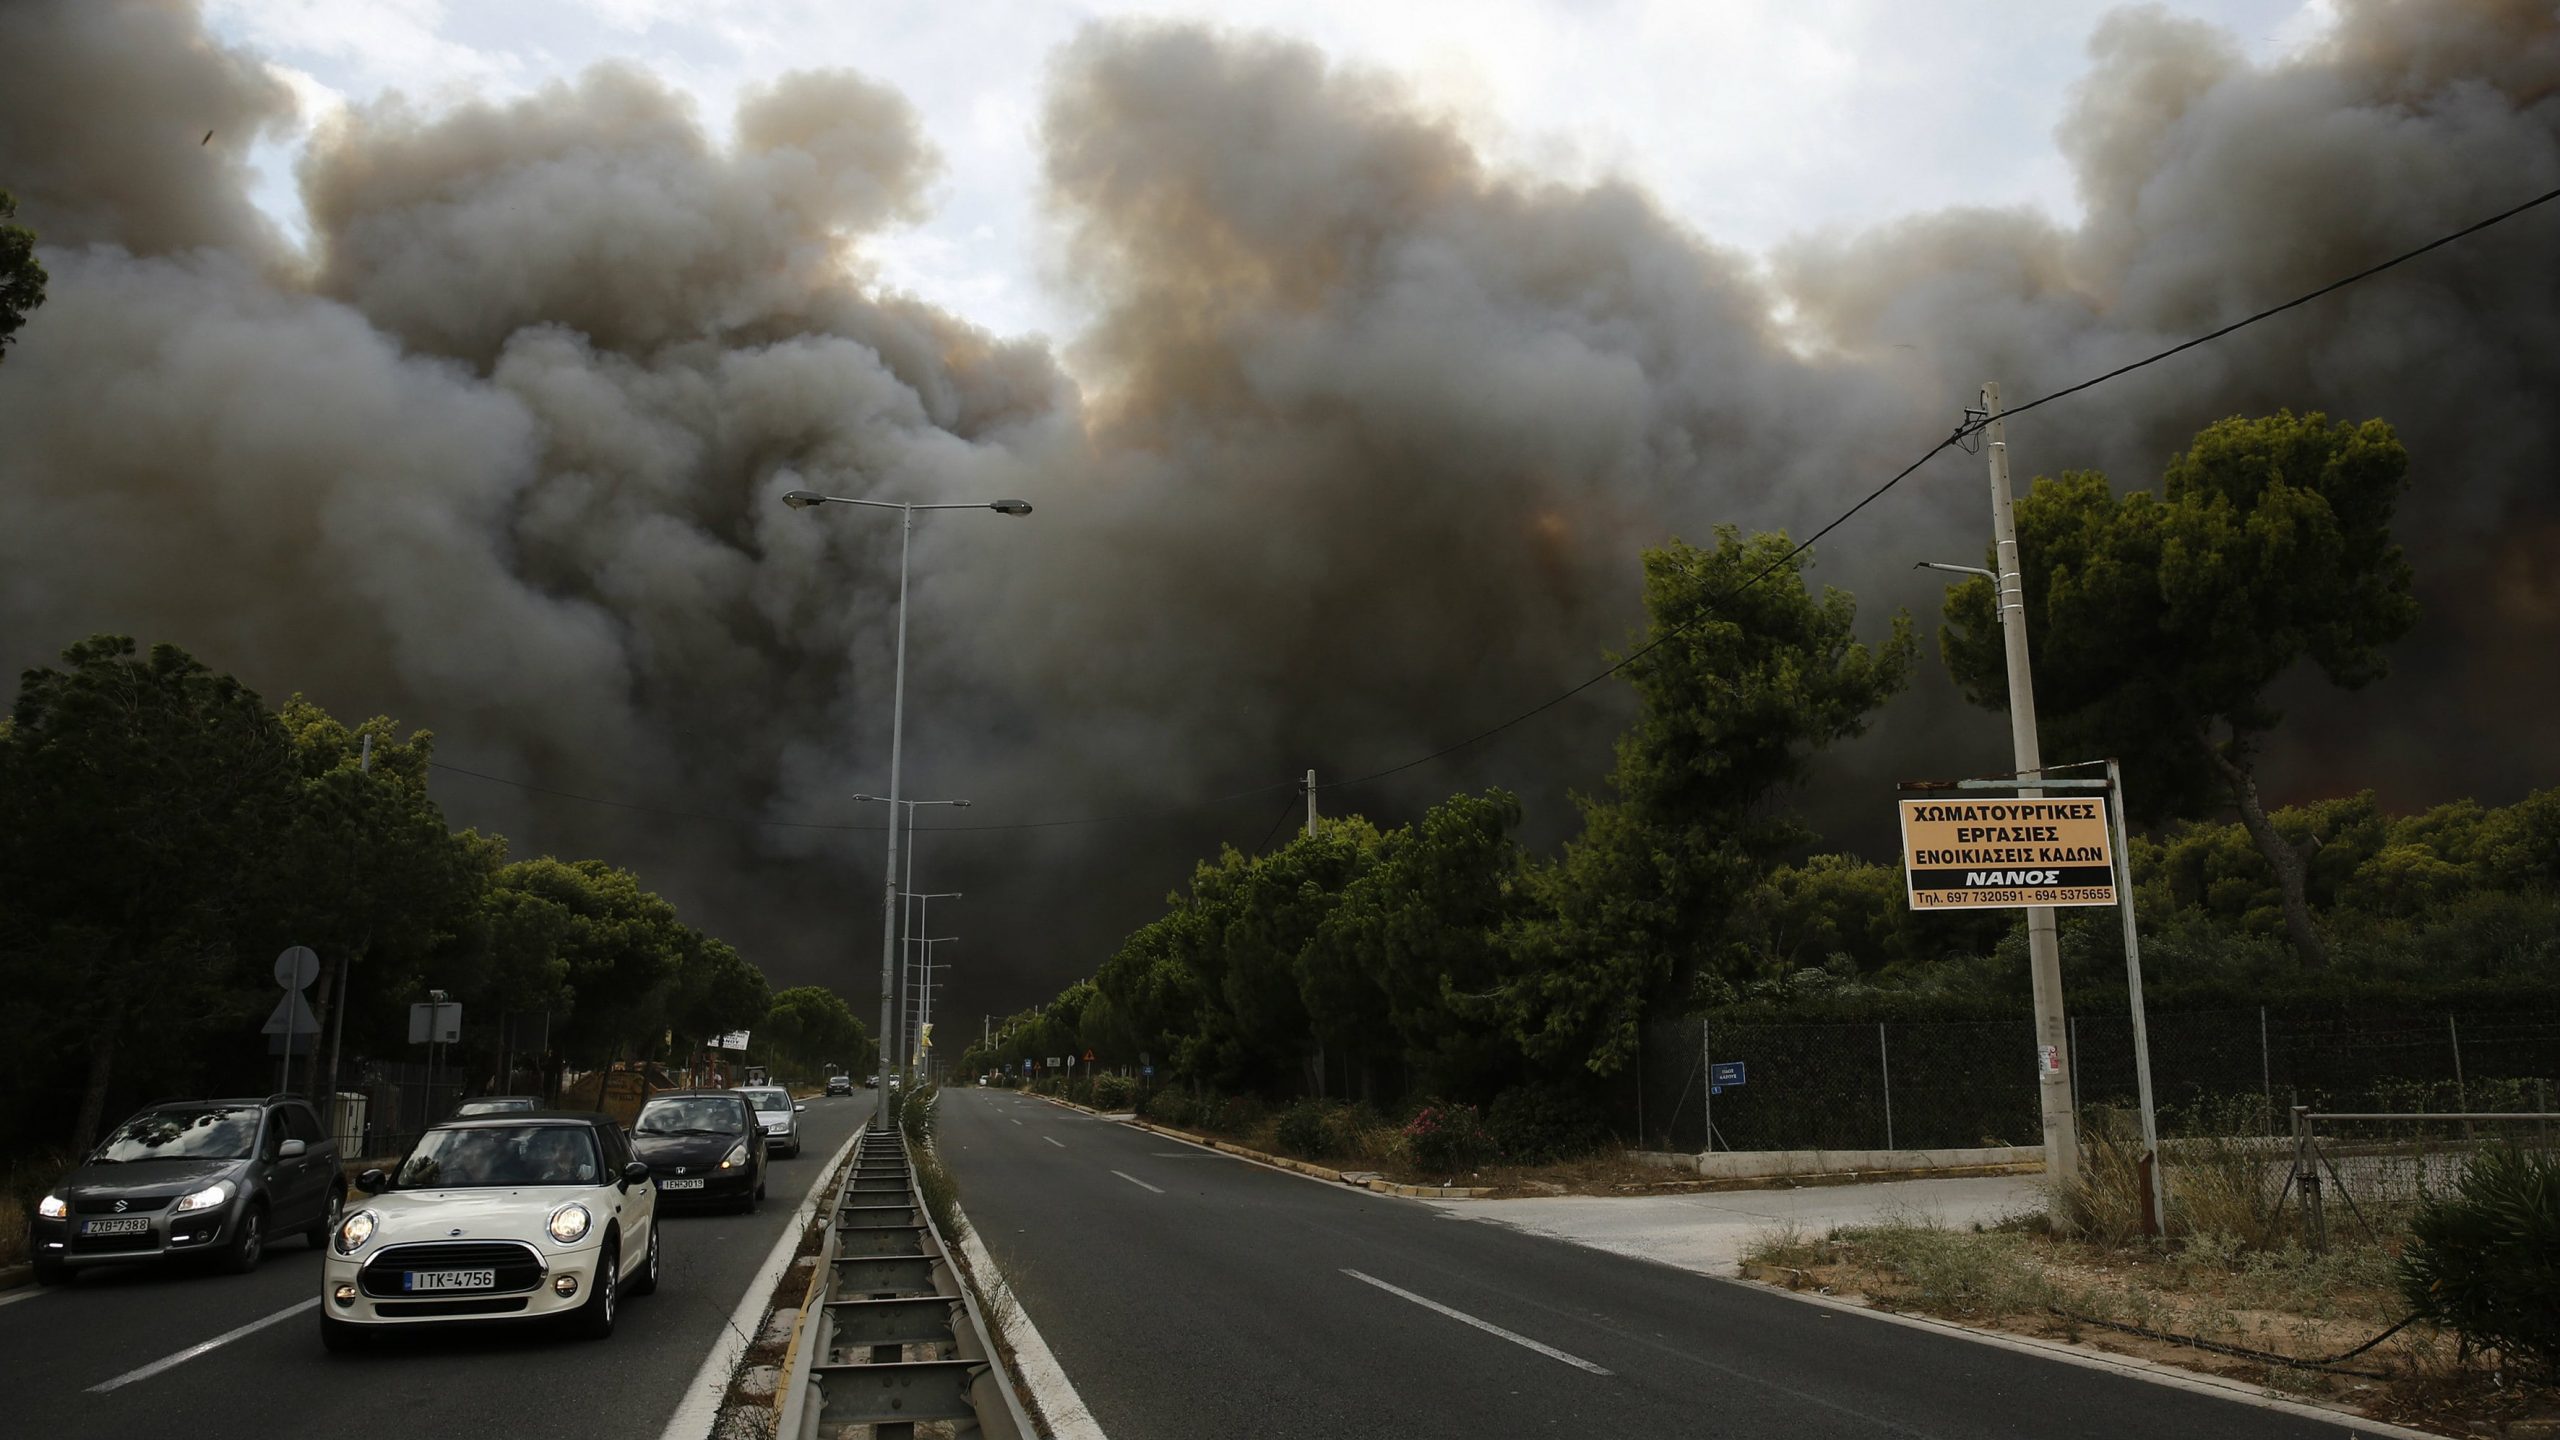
[1628, 1145, 2044, 1180]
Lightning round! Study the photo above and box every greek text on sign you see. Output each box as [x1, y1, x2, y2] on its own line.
[1899, 798, 2117, 909]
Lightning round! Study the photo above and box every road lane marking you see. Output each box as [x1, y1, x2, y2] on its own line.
[1044, 1136, 1065, 1148]
[1341, 1269, 1612, 1376]
[1012, 1119, 1024, 1126]
[90, 1298, 320, 1392]
[1111, 1170, 1164, 1194]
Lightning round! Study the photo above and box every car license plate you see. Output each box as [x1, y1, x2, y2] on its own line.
[405, 1268, 496, 1292]
[82, 1217, 150, 1236]
[661, 1177, 705, 1191]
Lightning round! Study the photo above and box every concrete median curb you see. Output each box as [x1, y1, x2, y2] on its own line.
[0, 1262, 30, 1293]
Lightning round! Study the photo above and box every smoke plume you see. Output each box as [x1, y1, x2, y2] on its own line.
[3, 0, 2555, 1019]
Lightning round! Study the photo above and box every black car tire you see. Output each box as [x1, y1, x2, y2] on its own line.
[628, 1223, 660, 1297]
[307, 1185, 345, 1250]
[571, 1237, 619, 1340]
[319, 1311, 368, 1353]
[32, 1252, 69, 1286]
[219, 1201, 267, 1274]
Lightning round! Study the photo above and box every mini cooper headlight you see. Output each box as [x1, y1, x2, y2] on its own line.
[547, 1203, 592, 1244]
[173, 1181, 235, 1213]
[37, 1194, 67, 1218]
[335, 1208, 379, 1255]
[719, 1142, 748, 1170]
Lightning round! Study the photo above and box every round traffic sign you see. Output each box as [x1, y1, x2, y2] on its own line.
[275, 945, 320, 989]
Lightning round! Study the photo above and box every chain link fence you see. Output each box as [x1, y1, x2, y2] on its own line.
[1629, 1007, 2560, 1155]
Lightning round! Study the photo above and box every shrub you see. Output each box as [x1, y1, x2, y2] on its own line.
[1404, 1102, 1495, 1173]
[2399, 1143, 2560, 1375]
[1090, 1073, 1136, 1110]
[1275, 1100, 1335, 1158]
[1486, 1087, 1606, 1165]
[1210, 1094, 1267, 1138]
[1142, 1088, 1199, 1127]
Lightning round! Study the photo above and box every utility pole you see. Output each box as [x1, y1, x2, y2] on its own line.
[1304, 769, 1317, 839]
[1980, 383, 2080, 1181]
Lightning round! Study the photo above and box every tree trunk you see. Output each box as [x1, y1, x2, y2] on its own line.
[2197, 727, 2330, 969]
[72, 1019, 119, 1152]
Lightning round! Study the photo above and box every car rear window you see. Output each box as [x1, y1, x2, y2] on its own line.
[395, 1124, 601, 1188]
[635, 1096, 747, 1135]
[740, 1089, 791, 1112]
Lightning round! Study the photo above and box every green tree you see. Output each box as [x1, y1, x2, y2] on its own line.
[1941, 412, 2417, 968]
[1304, 790, 1531, 1098]
[495, 858, 688, 1069]
[0, 637, 296, 1145]
[1497, 529, 1915, 1073]
[670, 933, 770, 1047]
[760, 985, 872, 1077]
[0, 191, 44, 363]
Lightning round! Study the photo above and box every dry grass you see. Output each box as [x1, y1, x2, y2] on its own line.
[1739, 1217, 2554, 1436]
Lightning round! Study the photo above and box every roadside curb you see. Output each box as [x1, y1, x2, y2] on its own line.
[1115, 1115, 1498, 1198]
[0, 1262, 30, 1293]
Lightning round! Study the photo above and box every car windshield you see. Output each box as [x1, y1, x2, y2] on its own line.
[635, 1097, 745, 1135]
[739, 1089, 791, 1114]
[395, 1124, 601, 1189]
[93, 1106, 259, 1162]
[454, 1098, 535, 1116]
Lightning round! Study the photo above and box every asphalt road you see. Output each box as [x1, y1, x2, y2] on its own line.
[0, 1093, 870, 1440]
[939, 1088, 2404, 1440]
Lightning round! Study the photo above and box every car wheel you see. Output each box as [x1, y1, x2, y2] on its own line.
[319, 1311, 368, 1354]
[628, 1224, 660, 1297]
[32, 1253, 70, 1286]
[571, 1238, 619, 1340]
[220, 1202, 267, 1274]
[308, 1185, 345, 1250]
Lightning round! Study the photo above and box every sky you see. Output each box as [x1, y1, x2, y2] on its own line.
[205, 0, 2330, 347]
[20, 0, 2553, 1036]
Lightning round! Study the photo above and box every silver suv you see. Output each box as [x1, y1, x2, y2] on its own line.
[32, 1095, 344, 1283]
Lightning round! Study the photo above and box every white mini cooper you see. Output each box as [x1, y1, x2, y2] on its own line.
[320, 1111, 660, 1349]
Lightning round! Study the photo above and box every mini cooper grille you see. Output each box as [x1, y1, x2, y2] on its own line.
[73, 1195, 174, 1214]
[359, 1240, 545, 1298]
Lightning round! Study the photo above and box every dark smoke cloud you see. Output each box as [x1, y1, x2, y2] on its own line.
[2, 0, 2556, 1024]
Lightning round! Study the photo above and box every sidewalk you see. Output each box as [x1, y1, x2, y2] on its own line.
[1431, 1172, 2043, 1276]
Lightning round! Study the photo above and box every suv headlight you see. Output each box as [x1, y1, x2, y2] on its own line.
[37, 1194, 67, 1219]
[719, 1141, 748, 1170]
[173, 1181, 235, 1213]
[335, 1209, 378, 1255]
[547, 1204, 592, 1245]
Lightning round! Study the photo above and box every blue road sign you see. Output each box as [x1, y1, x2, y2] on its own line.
[1710, 1061, 1746, 1088]
[1142, 1065, 1154, 1078]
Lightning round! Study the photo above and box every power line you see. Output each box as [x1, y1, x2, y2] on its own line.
[424, 758, 1295, 834]
[1317, 181, 2560, 796]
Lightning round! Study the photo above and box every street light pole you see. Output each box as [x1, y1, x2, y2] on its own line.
[786, 487, 1029, 1124]
[854, 793, 966, 1076]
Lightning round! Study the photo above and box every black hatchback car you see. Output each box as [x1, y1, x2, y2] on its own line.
[627, 1090, 766, 1211]
[32, 1095, 344, 1283]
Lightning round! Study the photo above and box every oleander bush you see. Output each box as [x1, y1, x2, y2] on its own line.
[2400, 1143, 2560, 1376]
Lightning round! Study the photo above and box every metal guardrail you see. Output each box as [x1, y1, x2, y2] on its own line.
[775, 1118, 1036, 1439]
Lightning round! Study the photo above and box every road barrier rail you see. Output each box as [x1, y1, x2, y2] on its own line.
[775, 1120, 1035, 1439]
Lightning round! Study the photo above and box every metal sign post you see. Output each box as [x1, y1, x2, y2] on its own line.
[1900, 761, 2167, 1234]
[267, 946, 322, 1092]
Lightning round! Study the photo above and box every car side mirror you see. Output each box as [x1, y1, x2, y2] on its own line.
[622, 1161, 650, 1188]
[795, 1103, 807, 1112]
[357, 1168, 389, 1193]
[277, 1139, 307, 1159]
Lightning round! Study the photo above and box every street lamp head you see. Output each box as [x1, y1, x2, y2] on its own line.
[953, 800, 973, 808]
[852, 793, 880, 803]
[782, 490, 826, 510]
[989, 499, 1033, 516]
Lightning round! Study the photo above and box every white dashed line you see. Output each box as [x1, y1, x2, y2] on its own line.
[1111, 1170, 1164, 1194]
[1341, 1269, 1612, 1376]
[89, 1298, 320, 1392]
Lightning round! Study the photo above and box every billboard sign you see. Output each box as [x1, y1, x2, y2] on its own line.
[1899, 797, 2117, 910]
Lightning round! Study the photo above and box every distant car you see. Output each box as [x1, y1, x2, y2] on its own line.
[863, 1075, 881, 1090]
[32, 1095, 343, 1284]
[321, 1110, 656, 1349]
[452, 1095, 541, 1117]
[825, 1074, 853, 1096]
[734, 1086, 805, 1158]
[628, 1090, 766, 1211]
